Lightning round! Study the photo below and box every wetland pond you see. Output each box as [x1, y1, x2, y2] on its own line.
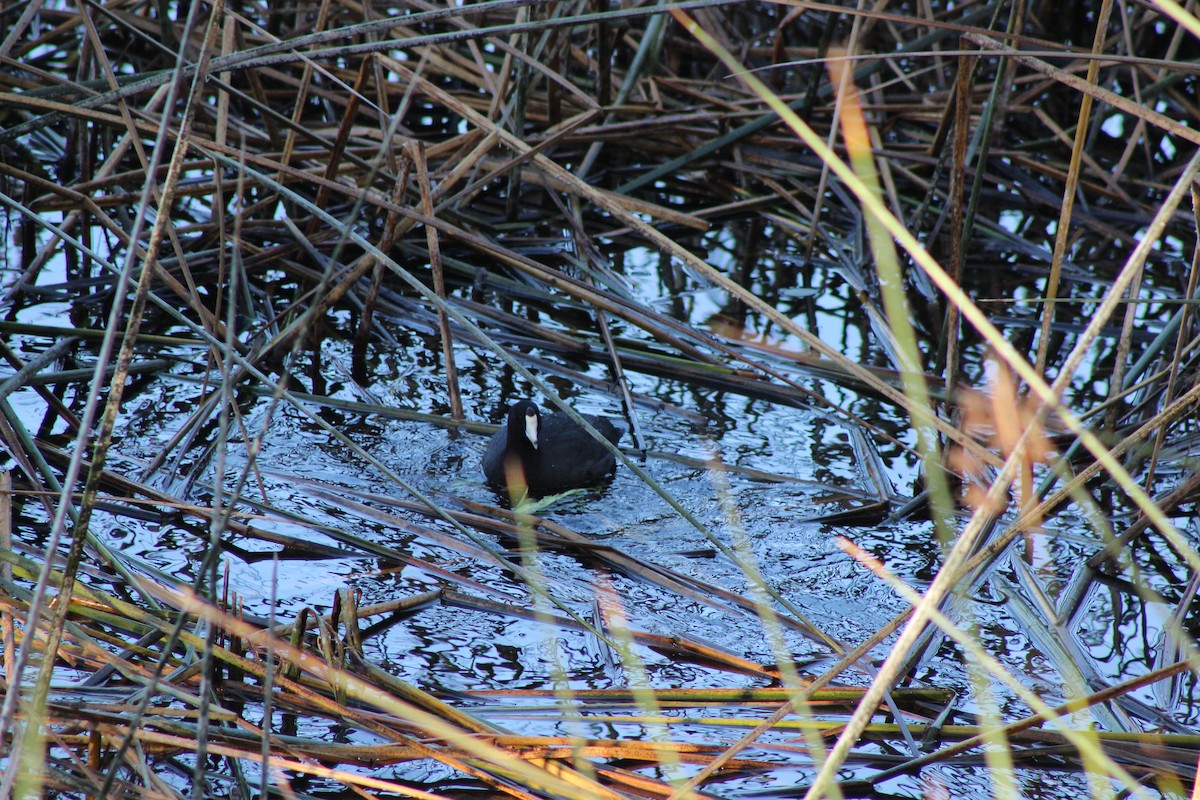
[3, 2, 1200, 798]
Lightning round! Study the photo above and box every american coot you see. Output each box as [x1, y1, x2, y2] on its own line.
[482, 399, 622, 495]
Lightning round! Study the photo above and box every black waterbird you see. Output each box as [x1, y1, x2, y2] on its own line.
[482, 399, 622, 495]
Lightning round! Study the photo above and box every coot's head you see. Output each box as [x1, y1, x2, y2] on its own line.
[506, 399, 541, 451]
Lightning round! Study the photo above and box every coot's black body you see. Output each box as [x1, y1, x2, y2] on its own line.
[482, 400, 622, 494]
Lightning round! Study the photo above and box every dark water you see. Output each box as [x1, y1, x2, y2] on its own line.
[3, 211, 1195, 798]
